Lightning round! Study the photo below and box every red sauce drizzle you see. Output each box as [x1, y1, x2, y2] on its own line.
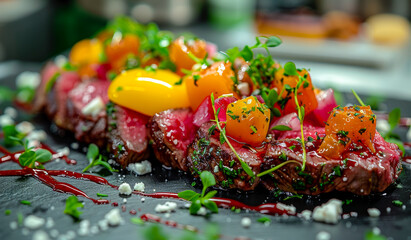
[0, 142, 293, 216]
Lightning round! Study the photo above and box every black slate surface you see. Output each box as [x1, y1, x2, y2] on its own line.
[0, 62, 410, 240]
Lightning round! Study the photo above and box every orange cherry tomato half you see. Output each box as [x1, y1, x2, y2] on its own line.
[170, 36, 207, 75]
[186, 61, 237, 110]
[106, 34, 140, 72]
[318, 105, 376, 159]
[226, 96, 271, 146]
[273, 68, 318, 115]
[69, 39, 103, 77]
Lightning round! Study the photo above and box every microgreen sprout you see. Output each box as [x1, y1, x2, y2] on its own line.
[82, 144, 117, 173]
[64, 196, 84, 220]
[8, 136, 52, 169]
[20, 200, 31, 206]
[270, 125, 292, 131]
[351, 89, 365, 106]
[210, 93, 255, 177]
[178, 171, 218, 215]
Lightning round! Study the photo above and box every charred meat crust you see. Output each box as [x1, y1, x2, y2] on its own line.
[107, 104, 149, 168]
[187, 122, 266, 191]
[148, 108, 195, 171]
[261, 135, 402, 195]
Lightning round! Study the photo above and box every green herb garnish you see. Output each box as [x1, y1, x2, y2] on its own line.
[82, 144, 117, 173]
[178, 171, 218, 215]
[392, 200, 403, 207]
[96, 193, 108, 197]
[271, 125, 292, 131]
[20, 200, 31, 206]
[257, 217, 271, 224]
[64, 196, 83, 220]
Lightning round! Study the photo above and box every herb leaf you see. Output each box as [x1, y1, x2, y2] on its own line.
[34, 149, 52, 163]
[284, 62, 298, 76]
[388, 108, 401, 131]
[178, 190, 200, 201]
[83, 144, 117, 173]
[265, 36, 282, 47]
[64, 196, 84, 220]
[271, 125, 292, 131]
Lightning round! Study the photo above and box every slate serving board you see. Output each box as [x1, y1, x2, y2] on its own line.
[0, 62, 410, 240]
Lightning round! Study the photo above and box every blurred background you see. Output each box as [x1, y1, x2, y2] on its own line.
[0, 0, 410, 101]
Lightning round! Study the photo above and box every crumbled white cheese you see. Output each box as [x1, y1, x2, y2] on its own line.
[386, 207, 391, 213]
[70, 142, 79, 150]
[49, 229, 59, 238]
[9, 221, 17, 230]
[4, 107, 18, 119]
[33, 230, 50, 240]
[213, 165, 219, 173]
[118, 183, 132, 195]
[45, 217, 54, 229]
[155, 202, 177, 213]
[123, 198, 127, 203]
[54, 55, 68, 68]
[241, 217, 251, 228]
[237, 82, 250, 96]
[316, 231, 331, 240]
[300, 209, 312, 220]
[16, 121, 34, 134]
[276, 203, 296, 215]
[312, 199, 342, 224]
[141, 198, 145, 203]
[104, 209, 123, 226]
[376, 119, 390, 134]
[57, 147, 70, 157]
[24, 215, 45, 230]
[90, 225, 99, 235]
[98, 219, 109, 231]
[197, 207, 207, 216]
[78, 220, 90, 236]
[164, 213, 171, 218]
[81, 97, 104, 117]
[134, 182, 145, 192]
[367, 208, 381, 217]
[0, 114, 14, 127]
[128, 160, 152, 175]
[16, 71, 41, 89]
[26, 130, 47, 142]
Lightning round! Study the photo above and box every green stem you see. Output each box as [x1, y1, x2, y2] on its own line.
[351, 89, 365, 106]
[257, 160, 301, 177]
[294, 78, 307, 172]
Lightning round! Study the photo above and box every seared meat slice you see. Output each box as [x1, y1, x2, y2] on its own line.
[261, 132, 402, 195]
[149, 108, 196, 171]
[33, 62, 59, 112]
[67, 79, 111, 147]
[107, 104, 149, 167]
[187, 122, 267, 191]
[45, 71, 82, 130]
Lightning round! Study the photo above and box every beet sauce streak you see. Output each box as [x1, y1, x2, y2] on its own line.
[0, 142, 292, 215]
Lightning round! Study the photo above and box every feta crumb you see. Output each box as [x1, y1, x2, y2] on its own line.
[49, 229, 59, 238]
[128, 160, 152, 175]
[213, 165, 219, 173]
[16, 71, 41, 89]
[300, 210, 312, 220]
[367, 208, 381, 217]
[386, 207, 391, 213]
[24, 215, 45, 229]
[81, 97, 104, 117]
[173, 139, 178, 145]
[78, 220, 90, 236]
[33, 230, 50, 240]
[4, 107, 18, 119]
[141, 198, 145, 203]
[9, 221, 17, 230]
[312, 199, 342, 224]
[376, 119, 390, 134]
[134, 182, 145, 192]
[26, 130, 47, 142]
[70, 142, 79, 150]
[342, 177, 348, 182]
[164, 213, 171, 218]
[54, 55, 68, 68]
[104, 209, 123, 226]
[276, 203, 296, 215]
[118, 183, 132, 195]
[316, 231, 331, 240]
[45, 217, 54, 228]
[57, 147, 70, 157]
[16, 121, 34, 134]
[237, 82, 250, 96]
[98, 220, 109, 231]
[22, 228, 29, 236]
[123, 198, 127, 203]
[0, 114, 14, 127]
[197, 207, 207, 216]
[90, 225, 99, 235]
[155, 202, 177, 213]
[373, 227, 381, 235]
[241, 217, 251, 228]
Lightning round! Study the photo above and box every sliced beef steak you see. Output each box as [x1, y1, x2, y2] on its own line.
[149, 108, 196, 171]
[107, 104, 149, 167]
[67, 79, 111, 147]
[33, 62, 60, 112]
[261, 132, 402, 195]
[45, 71, 82, 130]
[187, 122, 267, 191]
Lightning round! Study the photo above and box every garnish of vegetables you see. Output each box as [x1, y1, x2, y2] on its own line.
[64, 196, 84, 220]
[7, 136, 52, 169]
[273, 67, 318, 115]
[178, 171, 218, 215]
[185, 62, 237, 110]
[82, 144, 117, 173]
[225, 96, 270, 146]
[318, 105, 376, 159]
[210, 93, 255, 177]
[170, 36, 207, 75]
